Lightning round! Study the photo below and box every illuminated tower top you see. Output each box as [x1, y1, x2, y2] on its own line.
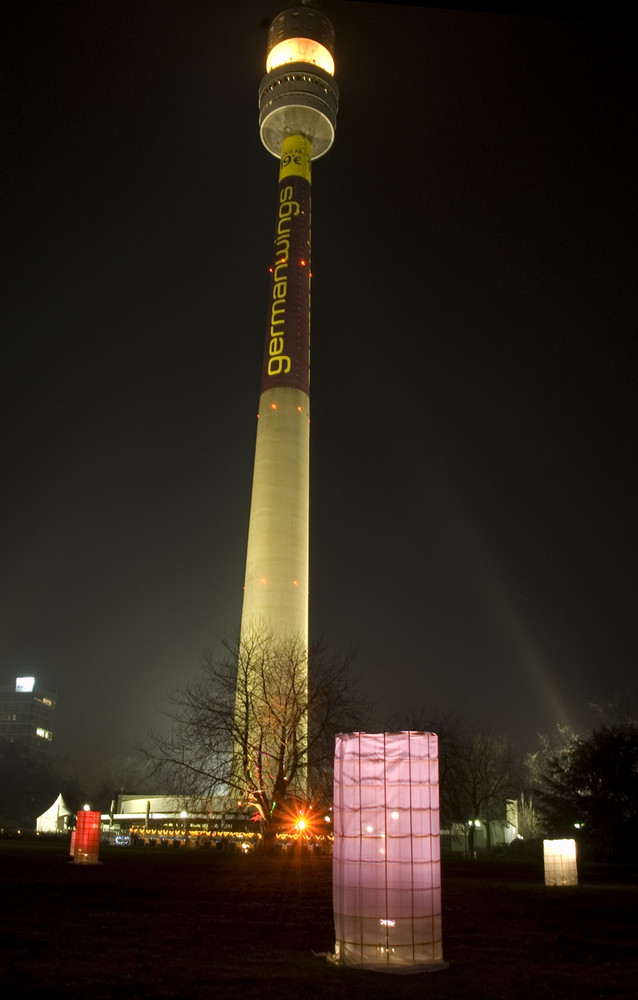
[259, 1, 339, 160]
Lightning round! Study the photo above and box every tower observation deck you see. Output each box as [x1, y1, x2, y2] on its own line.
[235, 2, 338, 805]
[258, 3, 338, 161]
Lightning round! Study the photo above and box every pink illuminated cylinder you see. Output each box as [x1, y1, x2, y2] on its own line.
[543, 838, 578, 886]
[73, 810, 101, 865]
[332, 732, 446, 972]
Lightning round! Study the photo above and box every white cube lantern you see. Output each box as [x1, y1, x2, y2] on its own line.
[332, 732, 446, 972]
[543, 838, 578, 886]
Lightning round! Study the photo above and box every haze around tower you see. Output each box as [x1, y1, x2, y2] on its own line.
[2, 1, 635, 787]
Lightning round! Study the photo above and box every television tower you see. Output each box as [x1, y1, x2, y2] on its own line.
[237, 1, 338, 775]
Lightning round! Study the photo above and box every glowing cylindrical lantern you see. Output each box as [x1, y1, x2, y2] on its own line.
[543, 838, 578, 886]
[332, 732, 447, 972]
[74, 810, 101, 865]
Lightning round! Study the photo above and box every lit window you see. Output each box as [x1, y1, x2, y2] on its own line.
[36, 728, 52, 740]
[267, 38, 334, 76]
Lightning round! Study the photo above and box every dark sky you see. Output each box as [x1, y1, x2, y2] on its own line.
[3, 1, 636, 788]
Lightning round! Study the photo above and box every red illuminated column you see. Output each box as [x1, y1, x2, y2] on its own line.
[332, 732, 447, 972]
[73, 810, 101, 865]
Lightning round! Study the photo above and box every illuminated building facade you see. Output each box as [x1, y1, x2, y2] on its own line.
[0, 676, 56, 754]
[236, 2, 338, 785]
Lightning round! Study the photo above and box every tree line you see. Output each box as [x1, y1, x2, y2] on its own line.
[4, 629, 637, 861]
[142, 631, 638, 860]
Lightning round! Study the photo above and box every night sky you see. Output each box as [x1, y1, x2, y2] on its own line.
[3, 1, 636, 788]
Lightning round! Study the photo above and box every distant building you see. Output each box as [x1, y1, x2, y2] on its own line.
[101, 794, 331, 850]
[0, 676, 56, 754]
[442, 800, 521, 854]
[102, 794, 259, 846]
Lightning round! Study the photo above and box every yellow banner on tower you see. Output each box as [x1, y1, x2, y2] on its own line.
[279, 134, 312, 183]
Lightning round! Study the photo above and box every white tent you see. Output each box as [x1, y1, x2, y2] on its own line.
[36, 793, 72, 833]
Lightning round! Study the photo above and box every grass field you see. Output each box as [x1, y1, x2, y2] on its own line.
[0, 839, 636, 999]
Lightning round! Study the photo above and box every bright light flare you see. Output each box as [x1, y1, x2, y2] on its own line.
[281, 805, 318, 840]
[267, 38, 334, 76]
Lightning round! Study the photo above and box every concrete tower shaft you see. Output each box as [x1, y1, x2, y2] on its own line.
[241, 2, 337, 652]
[240, 134, 313, 645]
[236, 4, 337, 801]
[240, 383, 310, 640]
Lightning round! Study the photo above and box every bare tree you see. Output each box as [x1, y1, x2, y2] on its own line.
[395, 710, 472, 829]
[394, 711, 518, 853]
[527, 720, 638, 861]
[462, 732, 516, 839]
[525, 724, 577, 790]
[91, 755, 160, 813]
[103, 756, 158, 796]
[516, 791, 542, 840]
[143, 625, 364, 847]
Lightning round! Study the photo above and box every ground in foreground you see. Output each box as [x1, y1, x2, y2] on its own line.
[0, 841, 636, 999]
